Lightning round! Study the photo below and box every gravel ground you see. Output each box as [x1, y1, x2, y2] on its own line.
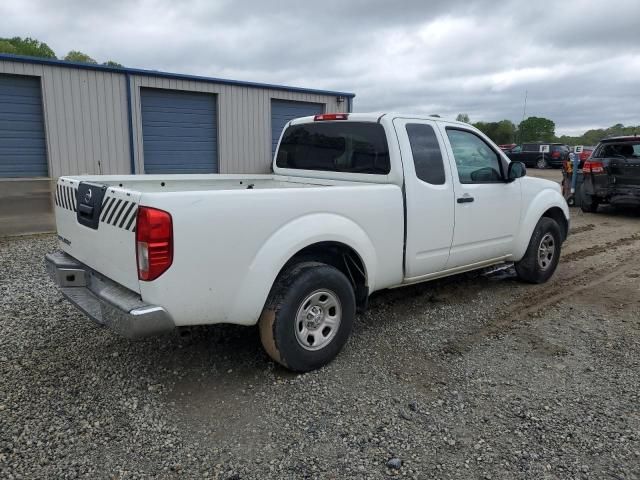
[1, 207, 639, 479]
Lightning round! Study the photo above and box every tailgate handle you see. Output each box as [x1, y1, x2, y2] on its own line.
[76, 182, 108, 230]
[78, 204, 94, 216]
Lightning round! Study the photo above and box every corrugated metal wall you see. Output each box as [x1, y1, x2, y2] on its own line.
[0, 60, 131, 178]
[0, 58, 348, 177]
[130, 75, 347, 174]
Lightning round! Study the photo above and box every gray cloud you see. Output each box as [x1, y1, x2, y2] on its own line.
[2, 0, 640, 135]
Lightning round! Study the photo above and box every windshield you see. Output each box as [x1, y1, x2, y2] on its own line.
[276, 122, 390, 174]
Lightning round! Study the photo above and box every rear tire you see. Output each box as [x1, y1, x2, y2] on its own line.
[580, 192, 600, 213]
[536, 157, 549, 169]
[515, 217, 562, 284]
[259, 262, 355, 372]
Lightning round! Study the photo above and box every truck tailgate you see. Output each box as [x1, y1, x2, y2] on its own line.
[54, 177, 141, 293]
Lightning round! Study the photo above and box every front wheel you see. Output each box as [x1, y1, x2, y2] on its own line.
[259, 262, 355, 372]
[515, 217, 562, 284]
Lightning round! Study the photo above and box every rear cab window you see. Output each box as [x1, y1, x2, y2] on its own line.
[405, 123, 446, 185]
[276, 122, 390, 174]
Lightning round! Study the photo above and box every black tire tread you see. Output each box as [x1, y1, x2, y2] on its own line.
[259, 262, 355, 372]
[515, 217, 562, 284]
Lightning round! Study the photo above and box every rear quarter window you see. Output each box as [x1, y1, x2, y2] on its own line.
[276, 122, 390, 174]
[405, 123, 446, 185]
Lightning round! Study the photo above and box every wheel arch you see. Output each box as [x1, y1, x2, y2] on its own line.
[542, 206, 569, 241]
[513, 189, 570, 260]
[278, 241, 369, 310]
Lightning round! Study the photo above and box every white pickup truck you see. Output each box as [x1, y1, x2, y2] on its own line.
[46, 113, 569, 371]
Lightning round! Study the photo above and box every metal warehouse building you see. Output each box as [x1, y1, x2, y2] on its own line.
[0, 54, 354, 235]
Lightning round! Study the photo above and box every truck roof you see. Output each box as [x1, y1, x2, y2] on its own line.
[599, 135, 640, 143]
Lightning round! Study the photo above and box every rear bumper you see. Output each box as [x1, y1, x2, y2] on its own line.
[583, 177, 640, 204]
[45, 251, 175, 339]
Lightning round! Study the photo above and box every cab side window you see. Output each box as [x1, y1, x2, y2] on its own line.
[406, 123, 446, 185]
[446, 128, 503, 183]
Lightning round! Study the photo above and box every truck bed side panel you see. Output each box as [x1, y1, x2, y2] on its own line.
[137, 184, 404, 326]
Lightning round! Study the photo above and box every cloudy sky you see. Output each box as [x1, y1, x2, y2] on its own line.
[3, 0, 640, 135]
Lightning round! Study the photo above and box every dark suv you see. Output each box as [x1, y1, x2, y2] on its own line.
[581, 136, 640, 212]
[505, 143, 569, 168]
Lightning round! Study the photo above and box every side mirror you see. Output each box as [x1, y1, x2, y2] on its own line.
[507, 161, 526, 181]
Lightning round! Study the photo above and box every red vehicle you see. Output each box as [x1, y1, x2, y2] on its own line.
[579, 147, 594, 162]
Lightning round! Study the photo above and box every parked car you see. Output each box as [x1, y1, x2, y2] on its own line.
[499, 143, 517, 152]
[45, 113, 569, 372]
[506, 143, 570, 168]
[580, 136, 640, 212]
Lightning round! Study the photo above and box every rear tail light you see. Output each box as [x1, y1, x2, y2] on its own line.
[551, 151, 560, 159]
[136, 206, 173, 281]
[314, 113, 348, 121]
[583, 160, 604, 174]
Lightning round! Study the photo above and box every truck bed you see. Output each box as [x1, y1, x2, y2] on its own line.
[61, 174, 366, 193]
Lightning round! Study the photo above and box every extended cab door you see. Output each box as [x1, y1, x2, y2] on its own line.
[438, 126, 521, 268]
[393, 118, 455, 278]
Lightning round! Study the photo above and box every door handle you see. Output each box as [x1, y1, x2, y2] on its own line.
[457, 196, 474, 203]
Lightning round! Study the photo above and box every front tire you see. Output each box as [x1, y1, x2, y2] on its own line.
[515, 217, 562, 284]
[259, 262, 355, 372]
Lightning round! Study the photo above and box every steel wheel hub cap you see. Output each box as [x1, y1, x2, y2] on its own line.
[295, 289, 342, 351]
[537, 233, 556, 270]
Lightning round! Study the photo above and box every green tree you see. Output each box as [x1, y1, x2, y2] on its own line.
[456, 113, 470, 123]
[556, 123, 640, 146]
[64, 51, 97, 64]
[0, 40, 18, 54]
[472, 120, 516, 144]
[0, 36, 56, 58]
[493, 120, 516, 144]
[102, 60, 123, 67]
[518, 116, 555, 142]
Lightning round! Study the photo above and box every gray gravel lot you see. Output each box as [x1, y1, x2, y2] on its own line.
[1, 207, 639, 479]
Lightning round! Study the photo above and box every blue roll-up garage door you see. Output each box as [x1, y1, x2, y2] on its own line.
[0, 74, 48, 177]
[271, 100, 323, 156]
[141, 88, 218, 174]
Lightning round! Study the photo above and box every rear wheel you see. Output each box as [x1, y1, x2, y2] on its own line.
[259, 262, 355, 372]
[580, 192, 600, 213]
[536, 157, 549, 169]
[515, 217, 562, 284]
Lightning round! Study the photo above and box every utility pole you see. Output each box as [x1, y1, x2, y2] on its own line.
[519, 89, 528, 143]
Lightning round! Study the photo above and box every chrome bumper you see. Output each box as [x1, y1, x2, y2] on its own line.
[45, 251, 175, 339]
